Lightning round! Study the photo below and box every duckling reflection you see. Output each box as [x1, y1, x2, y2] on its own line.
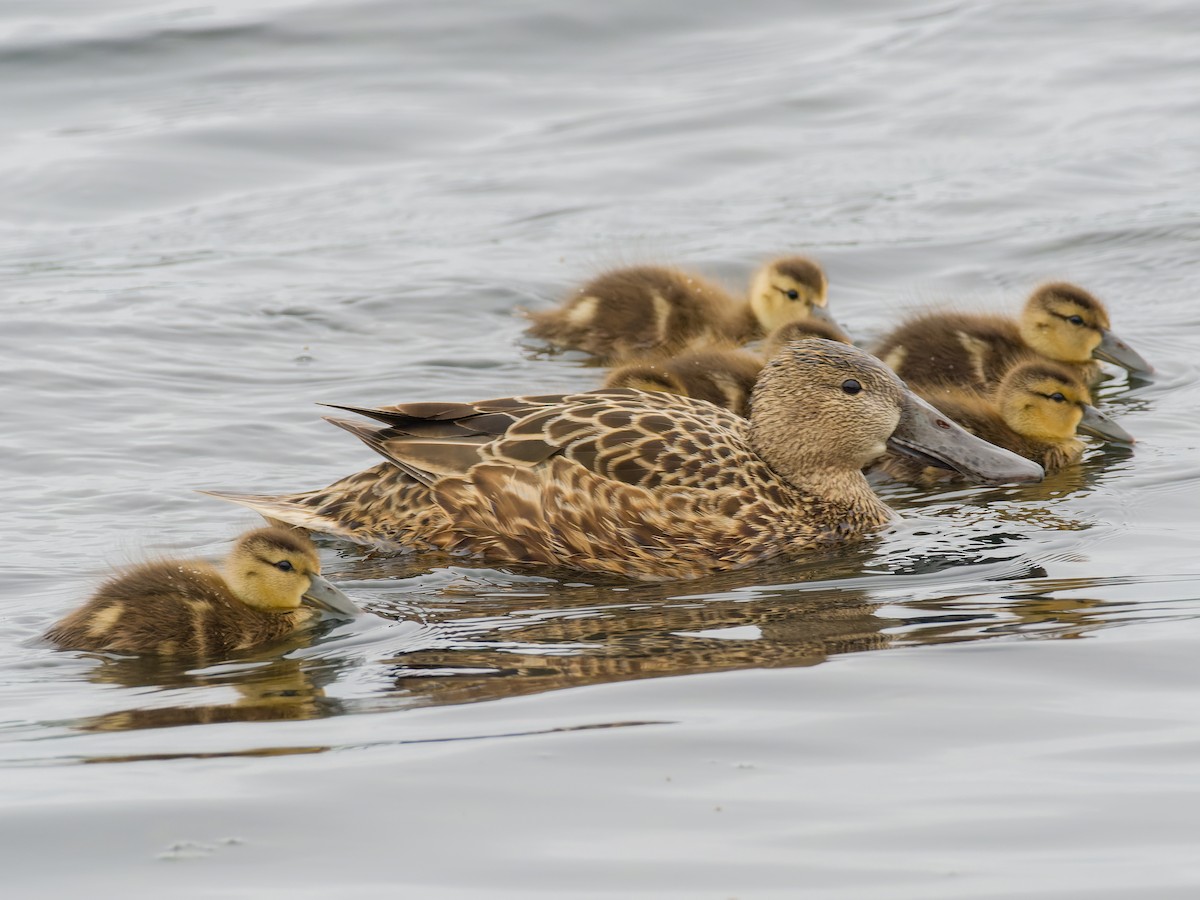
[74, 655, 343, 733]
[524, 257, 847, 363]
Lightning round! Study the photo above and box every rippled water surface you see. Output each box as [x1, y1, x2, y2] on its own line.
[3, 0, 1200, 895]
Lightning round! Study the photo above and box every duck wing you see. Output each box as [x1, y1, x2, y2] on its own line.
[328, 388, 771, 493]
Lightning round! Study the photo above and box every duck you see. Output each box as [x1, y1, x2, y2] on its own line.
[203, 341, 1042, 582]
[873, 282, 1153, 389]
[879, 359, 1134, 483]
[602, 318, 852, 417]
[45, 527, 359, 656]
[523, 256, 848, 363]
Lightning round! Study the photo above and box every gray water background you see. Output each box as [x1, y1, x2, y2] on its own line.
[1, 0, 1199, 896]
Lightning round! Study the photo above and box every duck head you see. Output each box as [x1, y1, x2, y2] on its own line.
[750, 340, 1045, 485]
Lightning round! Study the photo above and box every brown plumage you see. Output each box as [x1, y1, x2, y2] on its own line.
[524, 257, 845, 363]
[874, 282, 1152, 389]
[46, 527, 356, 657]
[603, 318, 853, 417]
[878, 359, 1132, 483]
[204, 341, 1042, 581]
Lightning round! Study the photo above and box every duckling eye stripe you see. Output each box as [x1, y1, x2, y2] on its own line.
[1050, 312, 1098, 330]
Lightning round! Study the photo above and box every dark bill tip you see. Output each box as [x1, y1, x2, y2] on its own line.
[1078, 404, 1135, 444]
[1094, 329, 1153, 376]
[302, 574, 360, 618]
[891, 393, 1044, 484]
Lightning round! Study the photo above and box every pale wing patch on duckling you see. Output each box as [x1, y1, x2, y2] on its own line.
[956, 331, 993, 387]
[85, 603, 125, 638]
[565, 295, 600, 328]
[880, 345, 907, 373]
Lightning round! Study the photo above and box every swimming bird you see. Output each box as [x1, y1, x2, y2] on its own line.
[524, 257, 848, 363]
[204, 341, 1042, 582]
[46, 527, 359, 656]
[873, 282, 1153, 389]
[603, 318, 851, 417]
[878, 359, 1134, 483]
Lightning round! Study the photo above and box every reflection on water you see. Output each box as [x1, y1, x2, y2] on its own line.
[36, 430, 1171, 740]
[50, 556, 1200, 744]
[75, 634, 346, 734]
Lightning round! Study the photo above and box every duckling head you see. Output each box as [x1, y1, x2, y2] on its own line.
[763, 318, 852, 358]
[604, 361, 690, 397]
[225, 527, 358, 616]
[750, 340, 1044, 485]
[1019, 283, 1152, 374]
[997, 361, 1135, 444]
[748, 257, 847, 338]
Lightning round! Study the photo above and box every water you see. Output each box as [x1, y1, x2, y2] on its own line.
[2, 0, 1199, 894]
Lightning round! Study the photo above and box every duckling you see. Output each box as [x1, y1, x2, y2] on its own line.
[203, 341, 1041, 582]
[46, 527, 359, 656]
[603, 318, 852, 417]
[524, 256, 847, 363]
[879, 360, 1134, 483]
[874, 282, 1153, 389]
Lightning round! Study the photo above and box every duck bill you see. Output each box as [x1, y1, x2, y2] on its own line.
[302, 575, 360, 617]
[1093, 329, 1153, 375]
[809, 302, 852, 342]
[1078, 404, 1135, 444]
[887, 393, 1044, 484]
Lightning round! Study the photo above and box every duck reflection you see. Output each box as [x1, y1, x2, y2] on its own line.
[376, 574, 895, 708]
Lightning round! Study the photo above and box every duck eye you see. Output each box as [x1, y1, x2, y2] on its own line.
[1067, 315, 1084, 326]
[274, 560, 294, 572]
[1049, 392, 1066, 403]
[841, 379, 862, 395]
[785, 289, 800, 300]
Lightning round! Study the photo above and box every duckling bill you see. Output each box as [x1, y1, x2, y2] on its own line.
[206, 342, 1041, 581]
[46, 527, 359, 656]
